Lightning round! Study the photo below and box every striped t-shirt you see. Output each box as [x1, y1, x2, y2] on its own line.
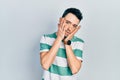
[40, 32, 84, 80]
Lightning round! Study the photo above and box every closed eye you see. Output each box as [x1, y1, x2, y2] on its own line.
[73, 24, 78, 28]
[66, 20, 71, 24]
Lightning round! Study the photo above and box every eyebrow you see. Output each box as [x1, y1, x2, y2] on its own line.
[66, 20, 71, 23]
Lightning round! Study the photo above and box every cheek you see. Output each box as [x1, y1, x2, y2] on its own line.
[64, 25, 69, 30]
[71, 28, 76, 32]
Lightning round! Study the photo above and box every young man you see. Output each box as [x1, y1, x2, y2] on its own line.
[40, 8, 84, 80]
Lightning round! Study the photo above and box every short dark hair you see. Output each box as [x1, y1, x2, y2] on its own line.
[62, 8, 83, 21]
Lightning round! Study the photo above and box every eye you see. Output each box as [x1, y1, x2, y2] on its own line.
[73, 24, 78, 28]
[66, 20, 71, 24]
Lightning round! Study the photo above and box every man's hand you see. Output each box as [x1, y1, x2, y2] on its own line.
[56, 17, 67, 40]
[64, 25, 80, 42]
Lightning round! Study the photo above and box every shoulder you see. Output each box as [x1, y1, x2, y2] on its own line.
[72, 36, 85, 43]
[42, 32, 57, 39]
[40, 32, 56, 45]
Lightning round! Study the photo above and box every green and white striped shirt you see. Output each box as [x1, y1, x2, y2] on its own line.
[40, 32, 84, 80]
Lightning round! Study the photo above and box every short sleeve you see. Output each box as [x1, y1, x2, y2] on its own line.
[73, 41, 85, 62]
[39, 35, 51, 53]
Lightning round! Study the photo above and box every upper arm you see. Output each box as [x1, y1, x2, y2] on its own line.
[39, 35, 50, 63]
[40, 35, 50, 52]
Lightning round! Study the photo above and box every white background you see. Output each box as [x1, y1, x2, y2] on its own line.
[0, 0, 120, 80]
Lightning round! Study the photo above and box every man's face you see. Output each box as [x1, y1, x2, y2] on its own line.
[64, 13, 80, 36]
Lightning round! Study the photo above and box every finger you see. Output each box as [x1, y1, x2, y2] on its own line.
[59, 25, 62, 31]
[59, 17, 62, 24]
[58, 23, 60, 30]
[60, 18, 65, 30]
[68, 25, 80, 37]
[58, 23, 63, 31]
[65, 25, 80, 40]
[72, 25, 80, 34]
[59, 17, 63, 29]
[62, 18, 66, 31]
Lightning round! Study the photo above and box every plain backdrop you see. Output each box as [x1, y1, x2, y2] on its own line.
[0, 0, 120, 80]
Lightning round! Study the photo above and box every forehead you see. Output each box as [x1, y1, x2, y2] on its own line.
[64, 13, 80, 25]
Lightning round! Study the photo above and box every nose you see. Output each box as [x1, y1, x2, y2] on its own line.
[67, 25, 73, 32]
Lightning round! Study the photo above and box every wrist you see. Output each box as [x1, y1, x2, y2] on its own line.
[64, 40, 71, 45]
[62, 36, 71, 45]
[56, 36, 62, 41]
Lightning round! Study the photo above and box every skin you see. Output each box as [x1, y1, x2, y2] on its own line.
[40, 13, 82, 74]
